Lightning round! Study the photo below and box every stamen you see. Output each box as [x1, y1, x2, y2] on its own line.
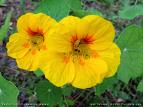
[67, 35, 96, 64]
[30, 35, 44, 50]
[72, 39, 91, 59]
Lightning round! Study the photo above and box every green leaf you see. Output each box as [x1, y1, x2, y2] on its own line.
[98, 0, 114, 5]
[0, 74, 19, 107]
[95, 76, 118, 95]
[88, 0, 97, 1]
[119, 4, 143, 20]
[61, 85, 73, 96]
[34, 69, 44, 77]
[35, 0, 70, 21]
[137, 79, 143, 92]
[66, 99, 75, 106]
[68, 0, 82, 11]
[104, 0, 114, 4]
[118, 91, 130, 100]
[0, 0, 6, 5]
[117, 25, 143, 83]
[0, 11, 12, 41]
[73, 8, 102, 18]
[120, 0, 130, 7]
[35, 80, 63, 107]
[20, 0, 26, 13]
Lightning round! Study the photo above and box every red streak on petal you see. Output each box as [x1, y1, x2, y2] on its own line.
[42, 45, 47, 50]
[82, 36, 94, 44]
[71, 35, 95, 45]
[78, 57, 85, 66]
[63, 56, 70, 64]
[31, 49, 37, 55]
[27, 28, 44, 36]
[92, 52, 99, 58]
[23, 42, 30, 48]
[70, 35, 78, 43]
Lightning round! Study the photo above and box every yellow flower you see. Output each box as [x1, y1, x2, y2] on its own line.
[40, 15, 121, 89]
[6, 13, 57, 71]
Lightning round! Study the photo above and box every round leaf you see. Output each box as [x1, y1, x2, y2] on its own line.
[0, 74, 19, 107]
[117, 25, 143, 83]
[35, 80, 63, 106]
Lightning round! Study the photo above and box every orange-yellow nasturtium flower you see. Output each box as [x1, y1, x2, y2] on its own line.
[6, 13, 57, 71]
[40, 15, 121, 89]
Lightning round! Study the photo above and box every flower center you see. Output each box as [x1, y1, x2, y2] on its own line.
[63, 36, 98, 65]
[72, 39, 91, 59]
[31, 35, 44, 49]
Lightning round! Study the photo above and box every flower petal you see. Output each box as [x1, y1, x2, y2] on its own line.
[40, 53, 75, 87]
[28, 13, 57, 34]
[71, 57, 108, 89]
[6, 33, 30, 58]
[17, 13, 33, 35]
[77, 15, 115, 50]
[17, 13, 56, 36]
[59, 16, 80, 36]
[45, 16, 80, 53]
[97, 43, 121, 77]
[16, 49, 41, 71]
[46, 24, 72, 53]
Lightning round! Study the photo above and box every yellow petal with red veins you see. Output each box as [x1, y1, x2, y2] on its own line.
[7, 13, 57, 71]
[77, 15, 115, 50]
[6, 33, 30, 59]
[16, 49, 41, 71]
[45, 16, 80, 53]
[17, 13, 34, 35]
[40, 53, 75, 87]
[42, 15, 120, 89]
[28, 13, 56, 35]
[17, 13, 57, 36]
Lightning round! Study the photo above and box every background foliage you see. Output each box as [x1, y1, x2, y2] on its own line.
[0, 0, 143, 107]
